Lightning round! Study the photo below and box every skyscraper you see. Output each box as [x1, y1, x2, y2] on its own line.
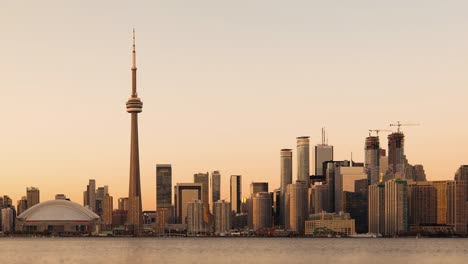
[16, 197, 28, 215]
[211, 171, 221, 210]
[213, 200, 231, 234]
[156, 164, 172, 209]
[368, 183, 385, 235]
[447, 180, 467, 235]
[297, 136, 310, 182]
[287, 181, 308, 234]
[334, 166, 367, 213]
[252, 192, 272, 231]
[280, 149, 292, 226]
[187, 200, 206, 235]
[126, 30, 144, 234]
[84, 179, 96, 212]
[384, 179, 408, 236]
[365, 136, 380, 185]
[26, 187, 40, 209]
[388, 132, 405, 178]
[174, 183, 202, 224]
[407, 182, 437, 226]
[315, 129, 333, 177]
[194, 172, 210, 224]
[230, 175, 242, 213]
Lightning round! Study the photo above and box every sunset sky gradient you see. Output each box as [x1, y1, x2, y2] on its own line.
[1, 0, 468, 209]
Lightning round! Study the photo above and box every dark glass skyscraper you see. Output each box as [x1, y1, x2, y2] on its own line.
[156, 164, 172, 209]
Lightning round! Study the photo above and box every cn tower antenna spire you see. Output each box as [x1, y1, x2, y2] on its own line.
[131, 28, 137, 97]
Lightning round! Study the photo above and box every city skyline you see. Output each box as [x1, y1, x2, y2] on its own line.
[2, 1, 468, 210]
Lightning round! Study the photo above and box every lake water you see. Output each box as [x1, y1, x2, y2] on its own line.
[0, 237, 467, 264]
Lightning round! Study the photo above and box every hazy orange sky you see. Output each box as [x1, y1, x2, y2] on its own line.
[1, 1, 468, 210]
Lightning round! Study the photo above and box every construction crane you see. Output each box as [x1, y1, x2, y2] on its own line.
[368, 129, 392, 137]
[389, 121, 420, 133]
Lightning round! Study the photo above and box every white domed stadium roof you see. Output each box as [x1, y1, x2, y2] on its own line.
[17, 199, 100, 222]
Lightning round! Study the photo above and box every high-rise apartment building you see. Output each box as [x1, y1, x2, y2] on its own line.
[26, 187, 40, 209]
[84, 179, 96, 212]
[102, 193, 113, 230]
[187, 200, 205, 234]
[287, 181, 308, 234]
[431, 181, 449, 224]
[368, 183, 385, 235]
[16, 197, 28, 215]
[388, 132, 405, 179]
[408, 182, 437, 226]
[384, 179, 408, 236]
[1, 207, 15, 233]
[211, 171, 221, 210]
[447, 180, 467, 235]
[230, 175, 242, 213]
[297, 137, 310, 182]
[213, 200, 231, 234]
[194, 172, 210, 223]
[156, 164, 172, 209]
[365, 136, 380, 185]
[174, 183, 202, 224]
[280, 149, 292, 226]
[252, 192, 272, 231]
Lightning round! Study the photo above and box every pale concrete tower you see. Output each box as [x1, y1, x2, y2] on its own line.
[126, 29, 143, 234]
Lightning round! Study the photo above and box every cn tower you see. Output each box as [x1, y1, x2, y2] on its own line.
[126, 29, 143, 234]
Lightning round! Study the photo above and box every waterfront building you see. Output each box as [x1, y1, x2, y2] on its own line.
[252, 192, 272, 231]
[431, 181, 449, 224]
[297, 136, 310, 182]
[1, 207, 15, 233]
[112, 210, 128, 228]
[26, 187, 40, 209]
[287, 181, 308, 234]
[156, 164, 172, 209]
[126, 30, 144, 234]
[384, 179, 408, 236]
[447, 180, 467, 235]
[305, 212, 355, 236]
[213, 200, 231, 234]
[408, 182, 437, 226]
[187, 200, 206, 235]
[155, 207, 173, 234]
[174, 183, 202, 224]
[16, 197, 99, 234]
[230, 175, 242, 213]
[365, 136, 380, 185]
[211, 171, 221, 211]
[102, 193, 113, 230]
[272, 189, 281, 226]
[280, 148, 292, 226]
[343, 189, 368, 234]
[368, 183, 385, 235]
